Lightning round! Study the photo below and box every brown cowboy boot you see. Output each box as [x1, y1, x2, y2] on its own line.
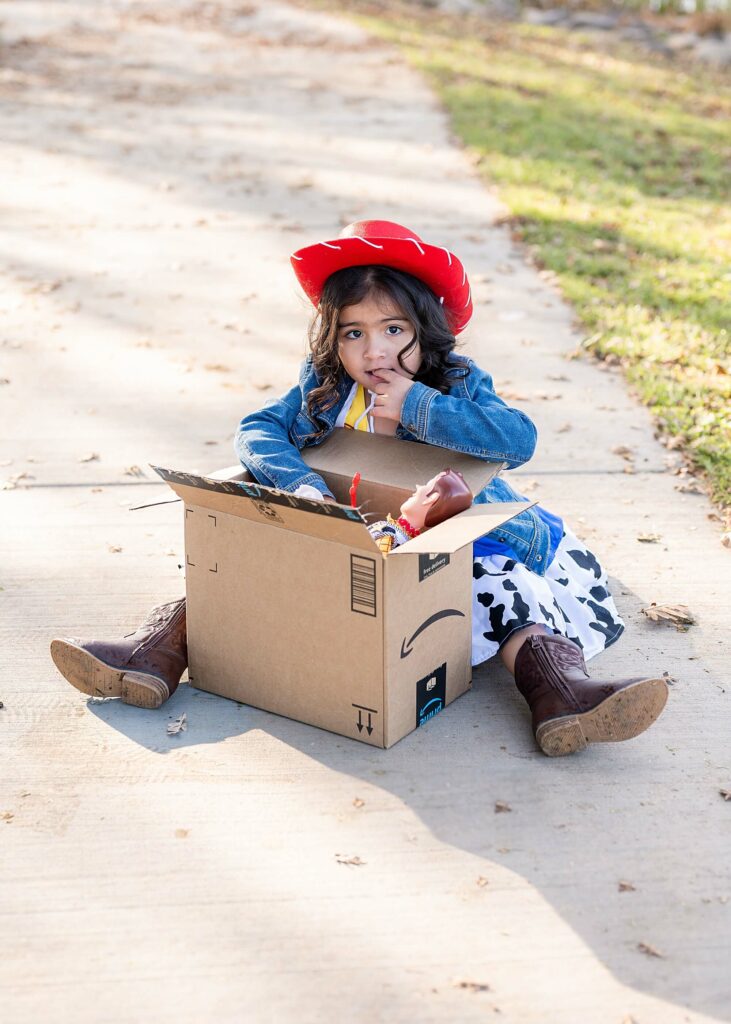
[514, 633, 668, 757]
[50, 597, 187, 709]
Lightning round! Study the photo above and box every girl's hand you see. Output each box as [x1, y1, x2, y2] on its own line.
[370, 369, 415, 423]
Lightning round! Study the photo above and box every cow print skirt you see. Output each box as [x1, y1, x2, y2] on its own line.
[471, 525, 625, 667]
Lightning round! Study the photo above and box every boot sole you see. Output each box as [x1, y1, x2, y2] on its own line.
[50, 639, 169, 709]
[535, 677, 668, 757]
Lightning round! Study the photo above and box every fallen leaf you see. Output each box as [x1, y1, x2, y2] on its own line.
[636, 533, 662, 543]
[1, 811, 14, 821]
[500, 389, 530, 402]
[547, 373, 570, 382]
[28, 278, 63, 294]
[618, 880, 636, 892]
[352, 797, 365, 808]
[107, 544, 122, 553]
[637, 941, 665, 959]
[519, 480, 538, 493]
[79, 452, 100, 463]
[556, 422, 572, 433]
[641, 603, 695, 628]
[476, 876, 489, 887]
[663, 434, 684, 450]
[612, 445, 635, 460]
[533, 390, 562, 401]
[123, 465, 145, 478]
[494, 801, 512, 813]
[167, 713, 187, 736]
[335, 854, 366, 866]
[204, 440, 219, 445]
[252, 382, 273, 391]
[675, 480, 704, 495]
[721, 533, 730, 549]
[204, 363, 231, 373]
[720, 789, 731, 801]
[175, 828, 189, 838]
[454, 980, 491, 993]
[2, 471, 35, 490]
[662, 671, 678, 686]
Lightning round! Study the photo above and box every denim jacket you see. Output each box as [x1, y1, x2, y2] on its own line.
[234, 355, 551, 575]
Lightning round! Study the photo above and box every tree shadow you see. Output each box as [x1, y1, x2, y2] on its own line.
[87, 573, 730, 1021]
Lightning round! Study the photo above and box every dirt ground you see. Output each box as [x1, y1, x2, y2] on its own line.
[1, 1, 729, 1021]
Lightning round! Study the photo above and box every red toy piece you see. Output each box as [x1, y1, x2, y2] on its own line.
[349, 472, 361, 508]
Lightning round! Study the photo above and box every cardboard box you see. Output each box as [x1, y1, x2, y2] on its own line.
[153, 430, 533, 748]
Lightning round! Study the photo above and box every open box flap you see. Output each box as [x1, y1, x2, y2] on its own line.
[391, 501, 537, 555]
[151, 465, 377, 552]
[302, 429, 504, 496]
[130, 464, 248, 512]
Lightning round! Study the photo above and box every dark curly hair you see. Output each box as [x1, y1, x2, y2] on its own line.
[306, 265, 470, 425]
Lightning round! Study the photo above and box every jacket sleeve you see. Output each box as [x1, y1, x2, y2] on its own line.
[399, 364, 538, 470]
[233, 378, 334, 498]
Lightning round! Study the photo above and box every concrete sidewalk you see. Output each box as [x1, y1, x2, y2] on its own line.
[1, 1, 729, 1021]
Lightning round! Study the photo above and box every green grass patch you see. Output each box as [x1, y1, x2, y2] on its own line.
[302, 0, 731, 509]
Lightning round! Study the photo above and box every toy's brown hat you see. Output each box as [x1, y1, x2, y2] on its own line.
[424, 469, 473, 529]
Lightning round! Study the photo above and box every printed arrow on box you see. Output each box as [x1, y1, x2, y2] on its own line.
[400, 609, 466, 658]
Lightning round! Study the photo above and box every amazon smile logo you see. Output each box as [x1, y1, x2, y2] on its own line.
[400, 609, 465, 658]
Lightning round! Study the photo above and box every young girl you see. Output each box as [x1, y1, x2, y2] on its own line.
[51, 220, 668, 756]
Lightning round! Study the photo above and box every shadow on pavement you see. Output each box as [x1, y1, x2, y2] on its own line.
[85, 577, 729, 1022]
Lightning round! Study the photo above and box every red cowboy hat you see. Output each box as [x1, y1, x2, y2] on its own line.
[290, 220, 473, 334]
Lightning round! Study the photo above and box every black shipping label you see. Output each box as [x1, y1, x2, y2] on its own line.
[351, 554, 377, 617]
[418, 552, 450, 582]
[416, 662, 447, 728]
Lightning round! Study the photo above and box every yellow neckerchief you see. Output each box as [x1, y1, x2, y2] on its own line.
[344, 384, 373, 432]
